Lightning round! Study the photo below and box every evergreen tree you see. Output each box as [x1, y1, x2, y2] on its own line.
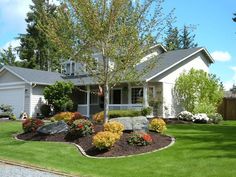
[164, 25, 197, 51]
[0, 45, 16, 66]
[17, 0, 59, 71]
[233, 13, 236, 22]
[164, 26, 180, 51]
[180, 25, 198, 49]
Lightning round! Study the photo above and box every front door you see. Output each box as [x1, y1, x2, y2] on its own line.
[112, 89, 121, 104]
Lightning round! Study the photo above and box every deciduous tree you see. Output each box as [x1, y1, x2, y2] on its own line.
[39, 0, 174, 122]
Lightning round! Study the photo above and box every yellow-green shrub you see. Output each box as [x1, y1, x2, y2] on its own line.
[93, 131, 119, 150]
[104, 121, 124, 136]
[52, 112, 74, 122]
[149, 118, 167, 133]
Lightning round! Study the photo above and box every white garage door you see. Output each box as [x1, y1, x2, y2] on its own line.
[0, 87, 25, 118]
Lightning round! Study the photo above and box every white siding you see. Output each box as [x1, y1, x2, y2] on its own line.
[0, 70, 23, 83]
[151, 52, 211, 118]
[31, 85, 46, 117]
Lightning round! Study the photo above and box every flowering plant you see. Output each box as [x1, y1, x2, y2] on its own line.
[177, 111, 194, 121]
[193, 113, 209, 123]
[149, 118, 167, 133]
[22, 118, 44, 133]
[52, 112, 74, 122]
[69, 119, 94, 137]
[93, 131, 119, 150]
[127, 131, 152, 146]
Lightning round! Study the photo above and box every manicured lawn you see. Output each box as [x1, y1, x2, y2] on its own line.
[0, 120, 236, 177]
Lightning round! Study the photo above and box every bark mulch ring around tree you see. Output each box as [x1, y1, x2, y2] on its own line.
[17, 124, 174, 158]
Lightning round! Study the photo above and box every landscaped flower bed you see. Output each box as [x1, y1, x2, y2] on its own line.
[17, 122, 172, 157]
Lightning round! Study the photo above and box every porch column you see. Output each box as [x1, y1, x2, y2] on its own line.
[143, 82, 148, 108]
[70, 61, 72, 75]
[128, 83, 131, 108]
[86, 85, 90, 118]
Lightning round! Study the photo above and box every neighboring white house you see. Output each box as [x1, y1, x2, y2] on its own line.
[0, 45, 214, 118]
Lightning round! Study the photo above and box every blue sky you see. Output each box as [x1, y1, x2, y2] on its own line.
[0, 0, 236, 90]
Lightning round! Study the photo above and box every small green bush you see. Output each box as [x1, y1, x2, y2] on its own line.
[93, 110, 141, 123]
[207, 113, 223, 124]
[141, 107, 152, 116]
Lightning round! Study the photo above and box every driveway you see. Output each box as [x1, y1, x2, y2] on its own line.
[0, 162, 66, 177]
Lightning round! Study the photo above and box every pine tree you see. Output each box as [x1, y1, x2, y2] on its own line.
[233, 13, 236, 22]
[164, 26, 180, 51]
[17, 0, 59, 71]
[0, 45, 16, 66]
[180, 25, 197, 49]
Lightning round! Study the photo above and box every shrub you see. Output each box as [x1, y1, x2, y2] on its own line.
[177, 111, 194, 121]
[149, 118, 167, 133]
[127, 131, 152, 146]
[193, 101, 216, 114]
[0, 104, 15, 120]
[40, 104, 51, 117]
[93, 110, 142, 123]
[52, 112, 74, 123]
[104, 121, 124, 136]
[67, 112, 85, 125]
[93, 131, 119, 150]
[192, 113, 209, 124]
[207, 113, 223, 124]
[22, 118, 44, 133]
[141, 107, 152, 116]
[69, 119, 94, 137]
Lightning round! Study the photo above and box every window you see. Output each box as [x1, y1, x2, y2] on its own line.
[90, 92, 99, 105]
[131, 87, 143, 104]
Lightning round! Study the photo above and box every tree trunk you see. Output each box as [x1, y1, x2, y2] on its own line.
[104, 82, 109, 123]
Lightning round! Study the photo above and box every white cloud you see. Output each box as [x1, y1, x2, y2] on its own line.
[211, 51, 231, 62]
[223, 66, 236, 91]
[1, 39, 20, 50]
[0, 0, 32, 36]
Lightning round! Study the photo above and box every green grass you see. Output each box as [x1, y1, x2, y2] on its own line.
[1, 121, 236, 177]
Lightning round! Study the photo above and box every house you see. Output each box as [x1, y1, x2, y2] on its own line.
[0, 45, 214, 118]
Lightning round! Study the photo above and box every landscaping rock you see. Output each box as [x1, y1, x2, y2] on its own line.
[110, 116, 148, 131]
[37, 121, 69, 135]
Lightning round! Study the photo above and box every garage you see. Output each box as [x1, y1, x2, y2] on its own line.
[0, 86, 25, 118]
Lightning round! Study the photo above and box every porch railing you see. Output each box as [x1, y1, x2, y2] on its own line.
[77, 104, 143, 117]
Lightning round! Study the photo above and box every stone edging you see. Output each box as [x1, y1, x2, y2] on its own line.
[14, 133, 175, 159]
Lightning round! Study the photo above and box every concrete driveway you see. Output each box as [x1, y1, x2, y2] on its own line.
[0, 162, 67, 177]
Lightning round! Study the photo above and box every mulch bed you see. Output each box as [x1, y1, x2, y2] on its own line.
[17, 124, 173, 157]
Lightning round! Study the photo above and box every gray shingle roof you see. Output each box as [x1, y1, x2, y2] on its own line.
[2, 47, 212, 85]
[5, 65, 64, 85]
[137, 47, 211, 81]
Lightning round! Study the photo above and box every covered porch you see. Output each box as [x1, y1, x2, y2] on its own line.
[75, 82, 163, 118]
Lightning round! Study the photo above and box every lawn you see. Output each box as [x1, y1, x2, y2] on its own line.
[0, 120, 236, 177]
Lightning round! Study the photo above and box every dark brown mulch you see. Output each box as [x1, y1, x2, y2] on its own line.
[164, 118, 193, 124]
[17, 124, 172, 157]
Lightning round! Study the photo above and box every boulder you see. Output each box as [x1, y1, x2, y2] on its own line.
[37, 120, 69, 135]
[109, 116, 148, 131]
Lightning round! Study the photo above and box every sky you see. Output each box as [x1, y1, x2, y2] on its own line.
[0, 0, 236, 90]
